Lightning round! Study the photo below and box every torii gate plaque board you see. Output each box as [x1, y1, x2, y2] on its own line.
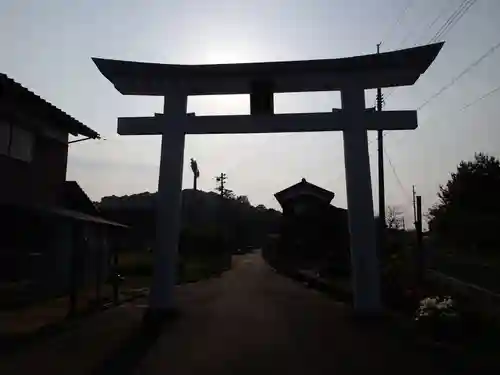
[93, 42, 443, 316]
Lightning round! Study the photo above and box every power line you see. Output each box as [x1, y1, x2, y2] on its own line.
[382, 0, 479, 105]
[458, 84, 500, 113]
[379, 81, 500, 213]
[327, 139, 421, 212]
[329, 131, 381, 184]
[395, 22, 422, 50]
[430, 0, 478, 43]
[417, 38, 500, 111]
[377, 0, 422, 101]
[383, 79, 500, 152]
[381, 77, 498, 216]
[383, 146, 413, 204]
[394, 0, 453, 50]
[429, 0, 470, 43]
[380, 0, 418, 45]
[415, 0, 456, 46]
[382, 1, 455, 99]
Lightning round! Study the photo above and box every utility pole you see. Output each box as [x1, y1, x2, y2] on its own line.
[415, 195, 424, 284]
[216, 173, 226, 196]
[215, 173, 232, 198]
[376, 42, 386, 252]
[412, 185, 417, 225]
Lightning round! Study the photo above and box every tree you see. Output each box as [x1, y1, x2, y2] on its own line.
[386, 205, 403, 229]
[99, 189, 281, 253]
[427, 153, 500, 254]
[236, 195, 251, 205]
[214, 173, 234, 199]
[223, 190, 235, 199]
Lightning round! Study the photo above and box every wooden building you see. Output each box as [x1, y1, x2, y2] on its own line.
[0, 73, 126, 310]
[274, 179, 350, 274]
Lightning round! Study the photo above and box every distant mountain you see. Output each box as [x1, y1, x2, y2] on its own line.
[100, 191, 156, 210]
[97, 189, 281, 251]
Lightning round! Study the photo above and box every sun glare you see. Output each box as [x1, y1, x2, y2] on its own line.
[197, 38, 269, 65]
[201, 47, 250, 64]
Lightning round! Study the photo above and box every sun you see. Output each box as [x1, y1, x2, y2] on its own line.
[201, 47, 250, 64]
[198, 38, 268, 65]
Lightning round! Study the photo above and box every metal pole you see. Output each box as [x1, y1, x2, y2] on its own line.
[412, 185, 417, 225]
[68, 137, 93, 144]
[112, 228, 120, 306]
[221, 173, 225, 196]
[415, 196, 424, 283]
[376, 43, 386, 254]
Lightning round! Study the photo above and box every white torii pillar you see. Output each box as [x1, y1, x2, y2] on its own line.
[148, 92, 187, 311]
[341, 87, 380, 311]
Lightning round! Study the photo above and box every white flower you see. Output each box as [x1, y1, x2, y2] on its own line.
[415, 295, 457, 322]
[421, 297, 437, 309]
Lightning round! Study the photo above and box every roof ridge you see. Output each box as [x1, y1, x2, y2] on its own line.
[0, 72, 100, 139]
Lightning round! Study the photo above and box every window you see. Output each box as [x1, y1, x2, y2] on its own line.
[0, 120, 34, 162]
[10, 126, 34, 162]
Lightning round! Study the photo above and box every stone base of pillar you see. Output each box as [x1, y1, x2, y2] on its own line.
[142, 308, 180, 331]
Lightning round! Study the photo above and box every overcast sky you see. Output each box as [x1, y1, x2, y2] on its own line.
[2, 0, 500, 226]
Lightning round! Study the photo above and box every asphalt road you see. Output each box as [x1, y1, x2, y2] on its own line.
[134, 251, 441, 375]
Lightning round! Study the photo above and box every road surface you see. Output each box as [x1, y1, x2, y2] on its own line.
[133, 251, 440, 375]
[1, 251, 444, 375]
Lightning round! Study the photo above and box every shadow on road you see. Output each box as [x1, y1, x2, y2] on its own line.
[90, 319, 170, 375]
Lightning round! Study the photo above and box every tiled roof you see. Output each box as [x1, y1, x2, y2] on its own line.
[0, 73, 100, 139]
[59, 181, 100, 215]
[274, 178, 336, 207]
[1, 202, 128, 228]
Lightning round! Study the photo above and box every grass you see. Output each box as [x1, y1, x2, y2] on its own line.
[273, 260, 500, 373]
[265, 237, 500, 373]
[116, 251, 153, 277]
[180, 256, 230, 283]
[116, 250, 231, 283]
[0, 249, 230, 339]
[0, 285, 116, 336]
[430, 252, 500, 294]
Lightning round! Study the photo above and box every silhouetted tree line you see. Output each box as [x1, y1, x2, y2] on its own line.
[427, 153, 500, 255]
[97, 189, 281, 255]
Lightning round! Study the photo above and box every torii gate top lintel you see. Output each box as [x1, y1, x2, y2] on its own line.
[92, 43, 443, 96]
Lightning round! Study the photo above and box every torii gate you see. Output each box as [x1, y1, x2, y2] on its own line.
[93, 43, 443, 317]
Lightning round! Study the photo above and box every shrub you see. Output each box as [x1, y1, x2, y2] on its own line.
[179, 227, 231, 257]
[414, 295, 461, 342]
[380, 250, 419, 311]
[415, 296, 458, 321]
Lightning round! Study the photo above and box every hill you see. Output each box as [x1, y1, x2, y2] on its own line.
[97, 189, 281, 252]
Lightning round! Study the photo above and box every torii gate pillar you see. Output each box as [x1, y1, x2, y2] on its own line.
[148, 92, 187, 312]
[341, 87, 380, 311]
